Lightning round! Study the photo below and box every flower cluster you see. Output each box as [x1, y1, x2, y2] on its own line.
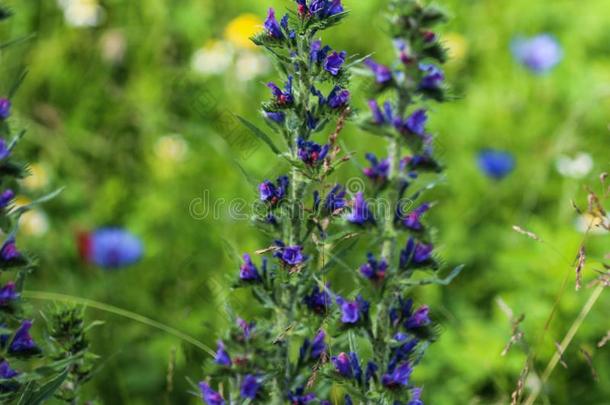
[0, 8, 96, 402]
[197, 1, 457, 404]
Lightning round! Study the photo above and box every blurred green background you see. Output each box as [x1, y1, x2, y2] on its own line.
[0, 0, 609, 403]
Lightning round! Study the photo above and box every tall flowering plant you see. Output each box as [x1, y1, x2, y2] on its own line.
[198, 1, 458, 404]
[0, 7, 95, 404]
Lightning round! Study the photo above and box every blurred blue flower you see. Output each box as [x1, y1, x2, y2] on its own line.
[331, 352, 354, 377]
[79, 228, 143, 269]
[239, 253, 262, 282]
[274, 241, 306, 266]
[405, 305, 430, 329]
[402, 203, 430, 231]
[382, 362, 412, 388]
[5, 320, 38, 354]
[0, 98, 10, 120]
[259, 175, 289, 205]
[240, 374, 260, 399]
[304, 284, 332, 314]
[297, 138, 329, 166]
[287, 387, 316, 404]
[419, 63, 444, 90]
[0, 360, 19, 379]
[327, 86, 350, 108]
[360, 252, 388, 281]
[408, 387, 424, 405]
[214, 340, 231, 366]
[477, 149, 515, 180]
[323, 184, 347, 213]
[511, 34, 562, 74]
[336, 294, 369, 324]
[267, 76, 293, 105]
[0, 237, 21, 262]
[199, 382, 225, 405]
[365, 58, 392, 84]
[363, 153, 390, 184]
[310, 40, 331, 65]
[265, 111, 285, 123]
[237, 318, 255, 340]
[0, 139, 11, 160]
[299, 330, 326, 362]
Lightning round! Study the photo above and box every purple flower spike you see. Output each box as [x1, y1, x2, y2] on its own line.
[214, 340, 232, 366]
[0, 189, 14, 208]
[364, 58, 392, 84]
[327, 86, 350, 109]
[419, 63, 445, 90]
[199, 382, 225, 405]
[512, 34, 562, 74]
[0, 281, 19, 306]
[264, 8, 284, 39]
[360, 253, 388, 281]
[382, 362, 413, 388]
[0, 360, 19, 379]
[363, 153, 390, 183]
[0, 98, 11, 120]
[240, 375, 260, 399]
[477, 149, 515, 180]
[297, 138, 330, 166]
[406, 305, 430, 329]
[346, 192, 374, 225]
[324, 51, 346, 76]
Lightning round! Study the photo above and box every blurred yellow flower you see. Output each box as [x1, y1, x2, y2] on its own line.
[20, 210, 50, 237]
[575, 213, 609, 235]
[224, 14, 262, 50]
[23, 163, 49, 191]
[192, 40, 233, 75]
[444, 32, 468, 64]
[155, 134, 188, 163]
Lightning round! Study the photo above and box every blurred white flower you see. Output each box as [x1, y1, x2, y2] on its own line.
[555, 152, 593, 179]
[575, 213, 609, 235]
[20, 210, 50, 237]
[192, 41, 234, 75]
[235, 51, 270, 82]
[155, 134, 188, 162]
[100, 29, 127, 64]
[57, 0, 105, 28]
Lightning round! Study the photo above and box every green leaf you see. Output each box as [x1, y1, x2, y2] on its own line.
[17, 369, 69, 405]
[236, 116, 282, 155]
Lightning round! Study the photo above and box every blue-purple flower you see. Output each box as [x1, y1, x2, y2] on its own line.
[511, 34, 562, 74]
[267, 76, 293, 106]
[327, 86, 350, 109]
[299, 330, 326, 362]
[264, 8, 284, 39]
[400, 237, 434, 269]
[309, 0, 344, 18]
[364, 58, 392, 84]
[0, 189, 14, 208]
[287, 388, 316, 404]
[0, 281, 19, 306]
[265, 111, 285, 123]
[214, 340, 231, 366]
[4, 320, 38, 354]
[360, 253, 388, 281]
[405, 305, 430, 329]
[274, 241, 306, 266]
[323, 184, 347, 213]
[304, 284, 332, 314]
[381, 362, 413, 388]
[0, 360, 19, 379]
[324, 51, 346, 76]
[408, 387, 424, 405]
[240, 375, 260, 400]
[419, 63, 444, 90]
[403, 109, 427, 136]
[237, 318, 255, 340]
[402, 203, 430, 231]
[331, 352, 353, 377]
[310, 40, 331, 65]
[336, 294, 369, 324]
[363, 153, 390, 183]
[477, 149, 515, 180]
[297, 138, 329, 166]
[78, 228, 143, 269]
[199, 382, 225, 405]
[0, 238, 21, 262]
[0, 98, 11, 120]
[346, 192, 374, 225]
[0, 139, 11, 161]
[259, 176, 289, 205]
[239, 254, 262, 282]
[389, 297, 431, 332]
